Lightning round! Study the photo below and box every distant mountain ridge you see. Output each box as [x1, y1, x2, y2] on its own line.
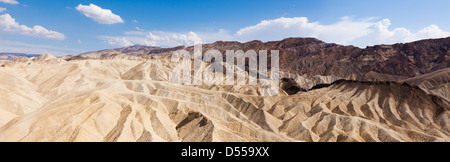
[79, 45, 160, 55]
[0, 53, 41, 60]
[68, 37, 450, 82]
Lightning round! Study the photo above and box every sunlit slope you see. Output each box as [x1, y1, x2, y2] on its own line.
[0, 55, 448, 142]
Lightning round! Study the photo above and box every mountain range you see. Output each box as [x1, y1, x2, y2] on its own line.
[0, 53, 41, 60]
[0, 37, 448, 142]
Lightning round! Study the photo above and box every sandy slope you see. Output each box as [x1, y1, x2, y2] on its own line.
[0, 56, 448, 142]
[402, 68, 450, 104]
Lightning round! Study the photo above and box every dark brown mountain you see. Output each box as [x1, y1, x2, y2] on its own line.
[182, 37, 450, 81]
[71, 37, 450, 82]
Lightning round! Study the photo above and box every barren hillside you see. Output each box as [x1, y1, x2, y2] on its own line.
[0, 48, 448, 141]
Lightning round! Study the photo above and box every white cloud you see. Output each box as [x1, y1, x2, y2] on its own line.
[0, 7, 6, 13]
[76, 4, 124, 24]
[235, 17, 374, 45]
[373, 19, 450, 45]
[0, 0, 18, 5]
[123, 30, 147, 36]
[103, 31, 202, 48]
[106, 37, 133, 47]
[146, 31, 202, 47]
[0, 13, 65, 40]
[200, 16, 450, 47]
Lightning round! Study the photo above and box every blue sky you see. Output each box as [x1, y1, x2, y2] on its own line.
[0, 0, 450, 56]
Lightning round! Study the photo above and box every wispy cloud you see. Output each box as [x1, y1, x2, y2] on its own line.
[196, 29, 235, 43]
[104, 36, 133, 47]
[0, 40, 81, 56]
[76, 4, 124, 24]
[136, 27, 144, 31]
[102, 31, 202, 48]
[0, 0, 18, 5]
[0, 7, 6, 13]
